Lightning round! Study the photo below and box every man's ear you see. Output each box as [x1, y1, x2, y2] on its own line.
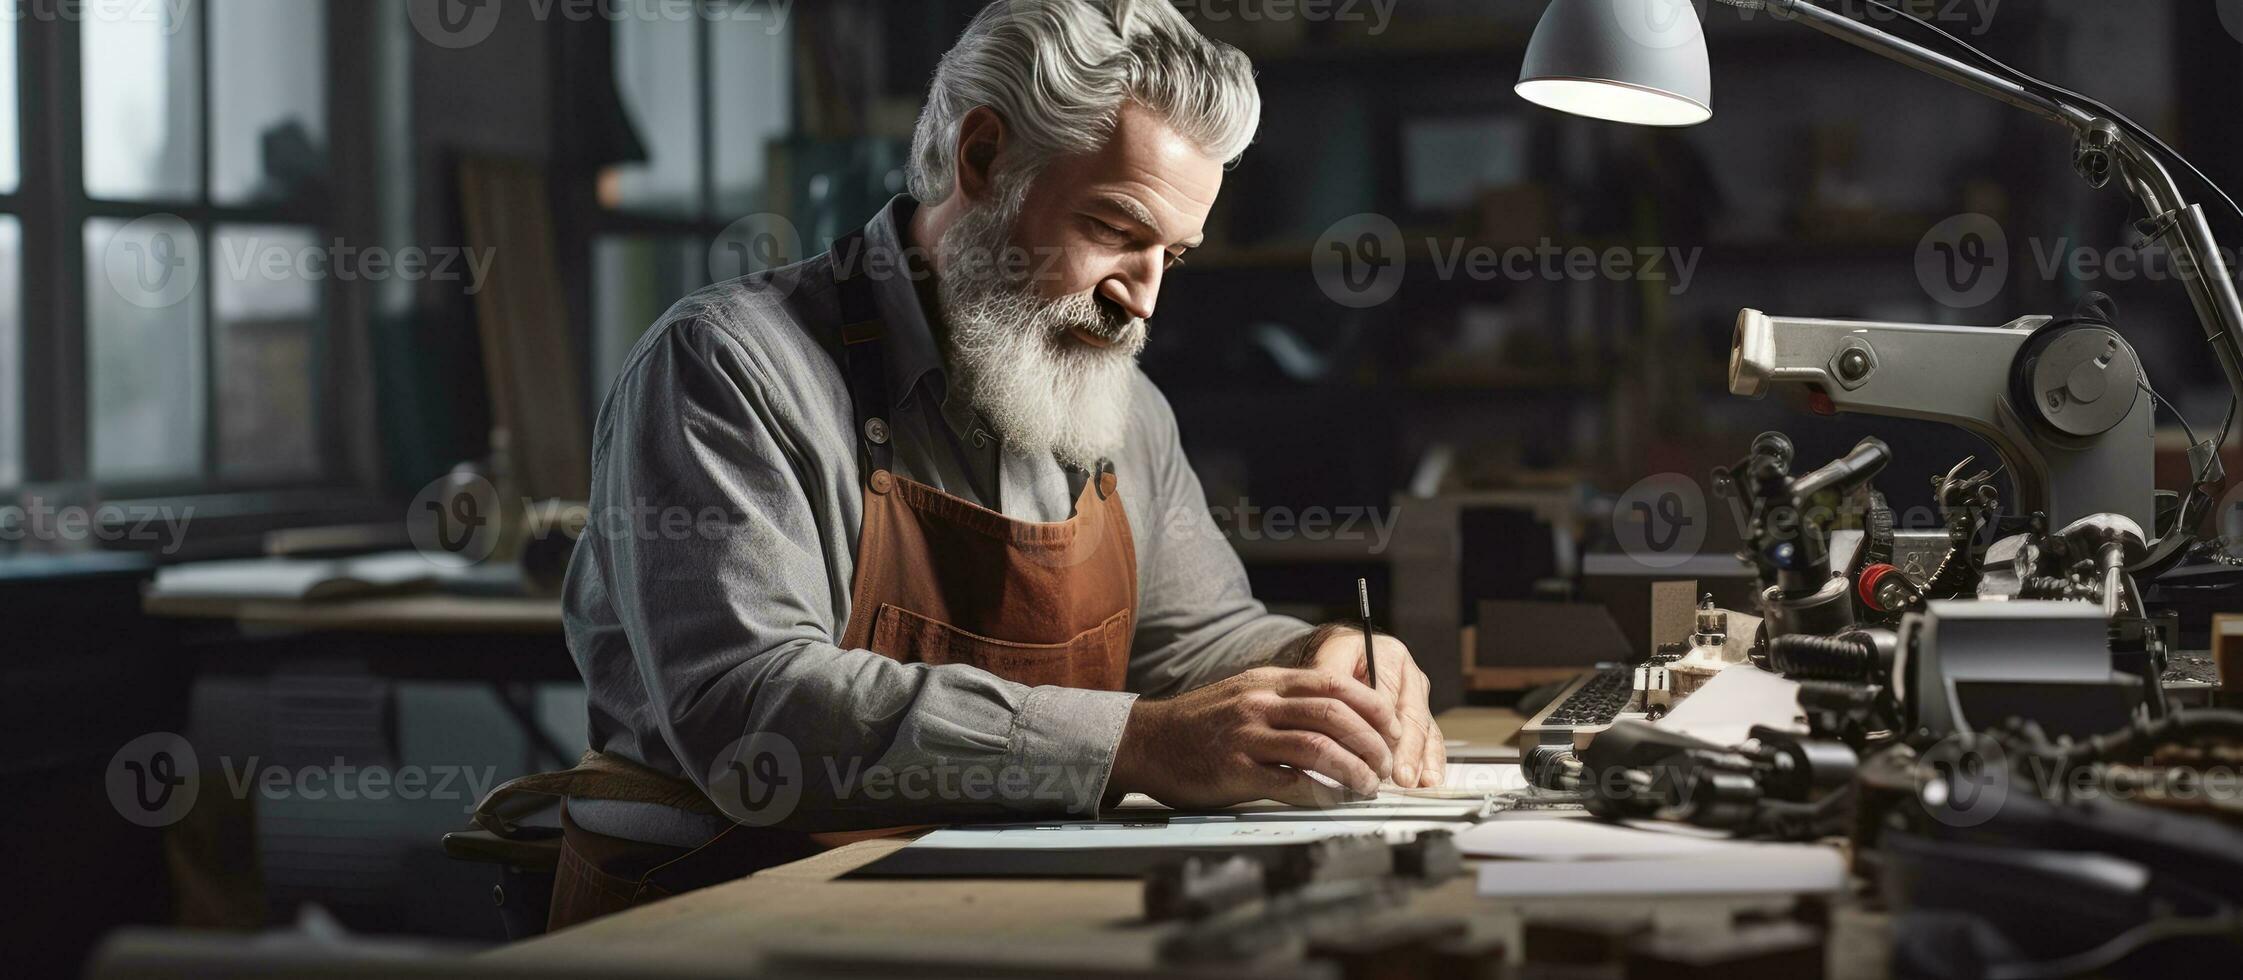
[952, 106, 1007, 202]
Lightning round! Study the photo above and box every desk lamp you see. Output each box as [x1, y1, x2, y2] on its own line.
[1517, 0, 2243, 561]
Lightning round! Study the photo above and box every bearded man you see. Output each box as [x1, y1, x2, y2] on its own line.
[512, 0, 1446, 930]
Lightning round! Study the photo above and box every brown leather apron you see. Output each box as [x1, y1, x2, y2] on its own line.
[490, 231, 1139, 932]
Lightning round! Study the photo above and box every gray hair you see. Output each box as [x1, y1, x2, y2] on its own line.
[907, 0, 1262, 205]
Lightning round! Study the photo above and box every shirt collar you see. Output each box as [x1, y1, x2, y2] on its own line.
[854, 196, 983, 443]
[855, 196, 944, 414]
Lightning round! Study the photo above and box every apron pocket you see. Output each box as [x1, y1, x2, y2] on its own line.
[868, 604, 1130, 690]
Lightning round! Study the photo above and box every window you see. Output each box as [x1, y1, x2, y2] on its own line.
[54, 0, 332, 491]
[588, 1, 792, 390]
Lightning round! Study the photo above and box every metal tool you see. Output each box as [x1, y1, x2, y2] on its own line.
[1731, 303, 2158, 535]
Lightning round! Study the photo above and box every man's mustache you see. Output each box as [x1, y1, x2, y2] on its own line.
[1054, 294, 1141, 345]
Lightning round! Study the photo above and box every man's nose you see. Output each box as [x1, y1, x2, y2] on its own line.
[1097, 256, 1162, 321]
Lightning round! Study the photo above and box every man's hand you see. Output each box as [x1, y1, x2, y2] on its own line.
[1109, 667, 1402, 810]
[1303, 631, 1445, 788]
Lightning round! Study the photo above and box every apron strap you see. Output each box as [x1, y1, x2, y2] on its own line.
[469, 750, 722, 838]
[831, 229, 895, 476]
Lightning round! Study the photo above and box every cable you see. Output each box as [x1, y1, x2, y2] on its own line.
[2141, 380, 2201, 450]
[1858, 0, 2243, 233]
[1983, 910, 2242, 980]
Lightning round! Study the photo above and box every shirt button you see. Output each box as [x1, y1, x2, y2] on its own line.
[864, 417, 890, 445]
[870, 470, 893, 494]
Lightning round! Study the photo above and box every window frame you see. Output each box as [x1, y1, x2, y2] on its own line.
[11, 0, 361, 507]
[567, 3, 791, 402]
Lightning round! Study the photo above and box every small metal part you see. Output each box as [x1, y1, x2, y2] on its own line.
[1828, 341, 1877, 390]
[1269, 835, 1395, 892]
[1144, 854, 1267, 922]
[1391, 830, 1462, 882]
[2056, 513, 2148, 617]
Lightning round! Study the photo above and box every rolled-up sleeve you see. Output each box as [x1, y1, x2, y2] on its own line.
[1122, 376, 1314, 697]
[593, 316, 1134, 830]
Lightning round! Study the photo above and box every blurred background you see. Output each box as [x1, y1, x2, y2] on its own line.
[8, 0, 2243, 971]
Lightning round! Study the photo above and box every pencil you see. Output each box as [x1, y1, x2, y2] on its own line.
[1357, 577, 1377, 690]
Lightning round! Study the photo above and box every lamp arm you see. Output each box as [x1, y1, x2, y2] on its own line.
[1764, 0, 2243, 420]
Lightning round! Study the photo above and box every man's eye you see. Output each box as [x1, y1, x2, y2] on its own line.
[1087, 219, 1130, 244]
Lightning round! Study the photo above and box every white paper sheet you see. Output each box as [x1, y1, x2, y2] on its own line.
[1475, 848, 1847, 897]
[1455, 816, 1778, 861]
[1656, 665, 1806, 747]
[907, 816, 1467, 850]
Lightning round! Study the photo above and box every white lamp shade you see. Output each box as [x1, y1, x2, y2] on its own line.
[1516, 0, 1713, 126]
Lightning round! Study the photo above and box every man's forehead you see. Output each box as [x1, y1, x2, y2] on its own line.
[1060, 104, 1223, 238]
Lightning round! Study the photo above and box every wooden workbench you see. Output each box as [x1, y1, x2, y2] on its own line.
[484, 708, 1887, 978]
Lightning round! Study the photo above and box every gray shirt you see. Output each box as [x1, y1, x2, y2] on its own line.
[565, 197, 1309, 841]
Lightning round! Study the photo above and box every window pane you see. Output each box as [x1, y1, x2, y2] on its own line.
[605, 5, 701, 217]
[84, 0, 202, 201]
[0, 217, 18, 486]
[592, 236, 705, 395]
[711, 3, 790, 216]
[87, 217, 205, 481]
[1, 1, 18, 194]
[212, 225, 321, 481]
[211, 0, 327, 206]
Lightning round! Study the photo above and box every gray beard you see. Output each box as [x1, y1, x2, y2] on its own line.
[934, 180, 1147, 472]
